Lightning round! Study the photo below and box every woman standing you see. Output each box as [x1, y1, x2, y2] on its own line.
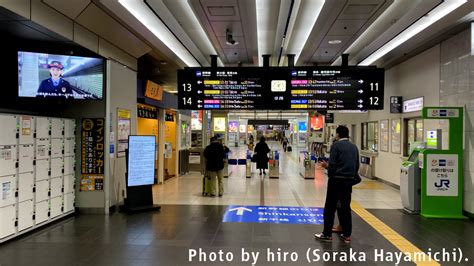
[254, 136, 270, 175]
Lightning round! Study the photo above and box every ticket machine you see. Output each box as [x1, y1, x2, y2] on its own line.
[400, 149, 422, 213]
[418, 107, 465, 219]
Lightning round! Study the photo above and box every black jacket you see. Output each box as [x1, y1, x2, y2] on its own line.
[203, 142, 230, 171]
[37, 78, 73, 98]
[328, 139, 359, 179]
[254, 141, 270, 169]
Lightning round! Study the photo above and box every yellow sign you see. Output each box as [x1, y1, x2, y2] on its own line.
[213, 117, 226, 132]
[204, 80, 221, 85]
[118, 108, 131, 119]
[144, 80, 163, 101]
[204, 90, 220, 95]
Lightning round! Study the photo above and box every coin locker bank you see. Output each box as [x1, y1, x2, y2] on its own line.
[0, 114, 76, 242]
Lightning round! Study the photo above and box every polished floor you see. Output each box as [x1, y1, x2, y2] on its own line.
[153, 141, 403, 209]
[1, 141, 473, 266]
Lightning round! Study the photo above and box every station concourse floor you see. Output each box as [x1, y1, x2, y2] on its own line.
[0, 141, 473, 266]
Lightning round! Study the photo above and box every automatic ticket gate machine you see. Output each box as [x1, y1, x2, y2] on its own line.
[400, 148, 422, 213]
[418, 107, 465, 219]
[269, 151, 280, 179]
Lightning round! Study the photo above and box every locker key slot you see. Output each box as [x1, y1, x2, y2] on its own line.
[33, 133, 36, 138]
[48, 191, 51, 197]
[49, 130, 51, 136]
[62, 130, 64, 136]
[61, 207, 64, 212]
[16, 132, 19, 139]
[33, 187, 36, 193]
[16, 162, 19, 168]
[62, 150, 64, 155]
[32, 215, 35, 220]
[48, 170, 51, 176]
[33, 160, 36, 166]
[48, 212, 50, 217]
[15, 191, 18, 198]
[15, 221, 18, 227]
[49, 151, 51, 156]
[61, 188, 64, 193]
[62, 169, 64, 174]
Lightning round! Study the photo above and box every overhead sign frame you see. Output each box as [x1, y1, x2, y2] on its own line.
[178, 67, 384, 110]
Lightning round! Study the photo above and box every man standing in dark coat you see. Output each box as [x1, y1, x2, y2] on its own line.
[204, 136, 230, 197]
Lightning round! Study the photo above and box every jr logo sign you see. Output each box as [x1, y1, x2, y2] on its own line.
[434, 179, 450, 189]
[426, 154, 458, 197]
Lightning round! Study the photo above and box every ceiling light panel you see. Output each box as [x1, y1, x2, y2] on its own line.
[256, 0, 278, 66]
[359, 0, 467, 66]
[119, 0, 200, 67]
[286, 0, 325, 64]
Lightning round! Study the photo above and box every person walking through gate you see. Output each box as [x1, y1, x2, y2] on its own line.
[315, 125, 359, 244]
[203, 136, 230, 197]
[254, 136, 270, 175]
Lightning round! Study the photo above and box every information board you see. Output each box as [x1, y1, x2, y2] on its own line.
[127, 135, 156, 187]
[178, 67, 384, 110]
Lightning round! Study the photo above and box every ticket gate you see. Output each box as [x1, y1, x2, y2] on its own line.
[269, 151, 280, 179]
[299, 151, 315, 179]
[246, 150, 252, 178]
[400, 149, 421, 214]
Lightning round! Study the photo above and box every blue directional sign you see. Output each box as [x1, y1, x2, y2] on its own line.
[223, 205, 324, 225]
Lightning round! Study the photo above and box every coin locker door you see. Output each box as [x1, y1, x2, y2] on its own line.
[19, 144, 34, 173]
[64, 174, 74, 194]
[0, 175, 16, 207]
[0, 145, 17, 177]
[51, 118, 63, 139]
[35, 200, 49, 225]
[35, 159, 50, 181]
[18, 200, 34, 232]
[63, 192, 74, 213]
[19, 116, 35, 145]
[50, 177, 62, 198]
[18, 172, 34, 202]
[0, 115, 18, 146]
[35, 180, 49, 202]
[36, 117, 50, 139]
[64, 138, 75, 157]
[50, 196, 62, 218]
[50, 139, 63, 158]
[64, 119, 75, 139]
[0, 204, 16, 239]
[64, 156, 75, 175]
[35, 139, 50, 160]
[51, 158, 63, 178]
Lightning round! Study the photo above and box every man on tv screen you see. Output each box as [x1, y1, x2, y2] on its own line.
[36, 60, 73, 98]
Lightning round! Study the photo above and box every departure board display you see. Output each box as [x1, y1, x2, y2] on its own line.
[178, 67, 384, 110]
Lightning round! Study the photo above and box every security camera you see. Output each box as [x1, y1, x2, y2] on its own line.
[226, 29, 238, 46]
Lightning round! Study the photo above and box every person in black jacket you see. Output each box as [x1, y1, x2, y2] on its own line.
[36, 61, 74, 98]
[203, 136, 230, 197]
[315, 125, 359, 244]
[254, 136, 270, 175]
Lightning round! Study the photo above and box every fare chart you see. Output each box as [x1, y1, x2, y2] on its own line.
[178, 67, 384, 110]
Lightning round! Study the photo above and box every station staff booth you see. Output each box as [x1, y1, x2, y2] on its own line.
[0, 114, 76, 242]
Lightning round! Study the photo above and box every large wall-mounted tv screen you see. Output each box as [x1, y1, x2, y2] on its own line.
[18, 51, 104, 99]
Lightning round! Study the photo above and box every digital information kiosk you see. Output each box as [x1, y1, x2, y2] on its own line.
[418, 107, 465, 219]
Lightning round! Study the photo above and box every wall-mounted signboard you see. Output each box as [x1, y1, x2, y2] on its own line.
[403, 97, 423, 113]
[178, 67, 384, 110]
